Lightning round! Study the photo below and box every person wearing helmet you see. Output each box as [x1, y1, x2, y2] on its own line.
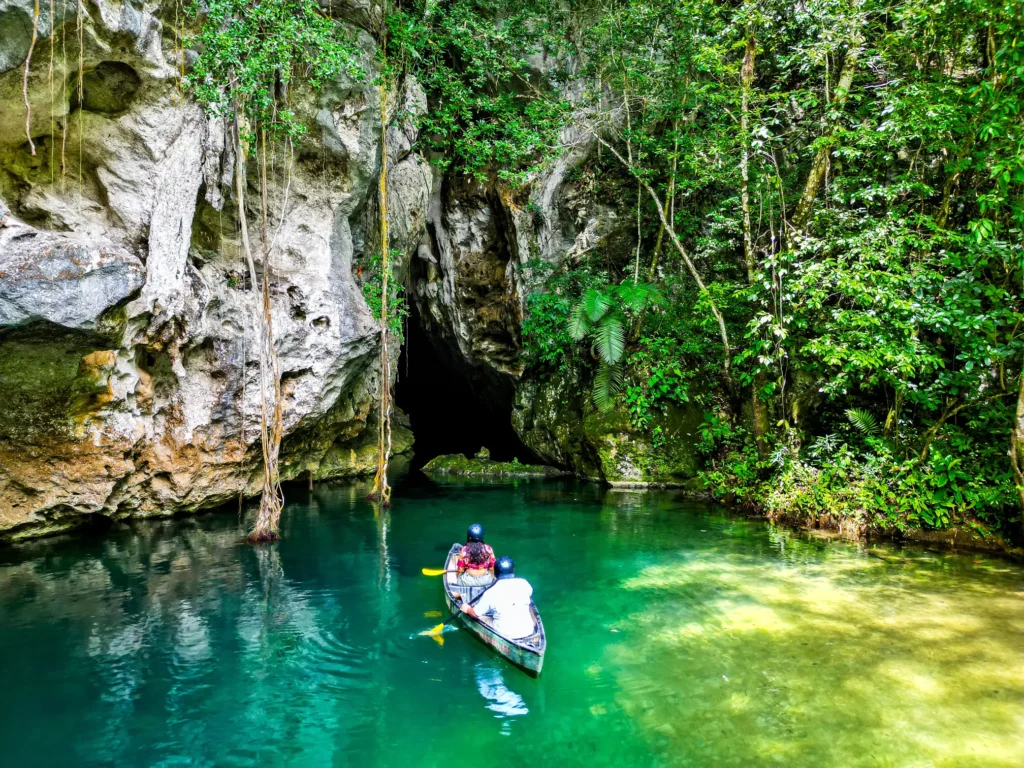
[455, 523, 495, 600]
[460, 556, 535, 640]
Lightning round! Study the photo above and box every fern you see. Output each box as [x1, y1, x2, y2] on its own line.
[593, 362, 625, 411]
[846, 408, 879, 436]
[616, 282, 662, 313]
[568, 302, 591, 341]
[568, 282, 653, 412]
[594, 315, 626, 364]
[581, 287, 614, 323]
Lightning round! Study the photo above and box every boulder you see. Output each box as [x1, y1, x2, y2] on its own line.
[0, 215, 143, 332]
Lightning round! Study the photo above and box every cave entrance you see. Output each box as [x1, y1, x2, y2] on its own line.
[395, 301, 539, 469]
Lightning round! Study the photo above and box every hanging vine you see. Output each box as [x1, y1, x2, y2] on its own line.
[22, 0, 41, 155]
[186, 0, 361, 541]
[368, 33, 393, 505]
[48, 0, 54, 184]
[59, 1, 67, 183]
[76, 3, 83, 197]
[368, 5, 402, 506]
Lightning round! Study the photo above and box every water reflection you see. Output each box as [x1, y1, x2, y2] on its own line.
[0, 480, 1021, 768]
[474, 663, 529, 726]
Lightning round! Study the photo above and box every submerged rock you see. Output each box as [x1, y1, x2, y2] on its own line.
[421, 454, 567, 479]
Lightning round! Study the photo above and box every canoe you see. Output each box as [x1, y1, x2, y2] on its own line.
[442, 542, 546, 676]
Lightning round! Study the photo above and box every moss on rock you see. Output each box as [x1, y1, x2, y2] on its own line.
[513, 370, 706, 488]
[421, 453, 567, 478]
[583, 402, 704, 489]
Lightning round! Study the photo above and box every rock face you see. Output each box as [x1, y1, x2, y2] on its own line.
[0, 0, 424, 539]
[512, 370, 704, 487]
[0, 0, 705, 540]
[0, 216, 144, 329]
[407, 114, 702, 486]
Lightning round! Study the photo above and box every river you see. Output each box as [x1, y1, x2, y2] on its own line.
[1, 477, 1022, 766]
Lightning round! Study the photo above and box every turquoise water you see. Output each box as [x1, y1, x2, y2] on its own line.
[1, 477, 1023, 767]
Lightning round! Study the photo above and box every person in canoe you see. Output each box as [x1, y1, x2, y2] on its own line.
[455, 523, 496, 595]
[460, 556, 536, 640]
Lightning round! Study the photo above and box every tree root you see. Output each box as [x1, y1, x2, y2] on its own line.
[23, 0, 40, 156]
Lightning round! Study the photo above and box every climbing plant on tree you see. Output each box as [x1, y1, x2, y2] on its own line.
[186, 0, 361, 540]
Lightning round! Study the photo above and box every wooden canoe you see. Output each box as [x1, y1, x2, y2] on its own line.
[442, 543, 546, 676]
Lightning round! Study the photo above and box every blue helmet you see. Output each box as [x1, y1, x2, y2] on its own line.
[495, 555, 514, 579]
[466, 523, 484, 543]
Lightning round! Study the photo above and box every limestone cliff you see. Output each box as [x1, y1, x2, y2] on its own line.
[0, 0, 704, 541]
[0, 0, 427, 539]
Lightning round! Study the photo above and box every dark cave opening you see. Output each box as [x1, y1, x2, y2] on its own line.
[395, 300, 540, 469]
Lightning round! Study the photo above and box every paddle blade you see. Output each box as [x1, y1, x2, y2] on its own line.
[421, 568, 447, 577]
[419, 623, 447, 637]
[430, 634, 445, 647]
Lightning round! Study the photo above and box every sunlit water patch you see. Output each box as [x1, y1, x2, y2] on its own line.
[0, 478, 1021, 766]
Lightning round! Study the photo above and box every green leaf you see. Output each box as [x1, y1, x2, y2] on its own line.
[593, 362, 624, 412]
[594, 315, 626, 365]
[581, 288, 614, 323]
[568, 303, 591, 341]
[846, 408, 879, 436]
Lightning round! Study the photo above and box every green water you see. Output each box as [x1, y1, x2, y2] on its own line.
[1, 478, 1023, 767]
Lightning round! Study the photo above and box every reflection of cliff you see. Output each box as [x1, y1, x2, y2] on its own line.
[0, 506, 389, 763]
[0, 519, 248, 631]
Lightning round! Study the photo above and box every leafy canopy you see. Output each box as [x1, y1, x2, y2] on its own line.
[186, 0, 363, 139]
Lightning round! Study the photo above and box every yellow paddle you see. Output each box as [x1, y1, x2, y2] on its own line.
[418, 582, 495, 638]
[421, 568, 448, 577]
[420, 621, 450, 638]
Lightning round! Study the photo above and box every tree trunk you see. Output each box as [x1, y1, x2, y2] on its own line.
[740, 31, 770, 460]
[1009, 373, 1024, 528]
[740, 32, 756, 286]
[791, 34, 863, 232]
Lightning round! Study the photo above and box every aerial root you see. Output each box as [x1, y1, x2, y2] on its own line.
[247, 529, 281, 544]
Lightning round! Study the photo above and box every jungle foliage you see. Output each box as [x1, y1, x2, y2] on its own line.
[186, 0, 1024, 537]
[473, 0, 1022, 537]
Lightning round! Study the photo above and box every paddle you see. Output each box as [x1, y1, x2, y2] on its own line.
[421, 567, 456, 577]
[419, 582, 495, 638]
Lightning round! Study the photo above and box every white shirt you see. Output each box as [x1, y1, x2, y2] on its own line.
[473, 577, 535, 639]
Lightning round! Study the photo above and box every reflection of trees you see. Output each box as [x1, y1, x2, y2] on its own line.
[2, 481, 1020, 766]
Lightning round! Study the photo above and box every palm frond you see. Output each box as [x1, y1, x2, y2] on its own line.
[594, 314, 626, 364]
[581, 287, 614, 323]
[568, 301, 592, 341]
[616, 282, 663, 313]
[592, 362, 624, 412]
[846, 408, 879, 436]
